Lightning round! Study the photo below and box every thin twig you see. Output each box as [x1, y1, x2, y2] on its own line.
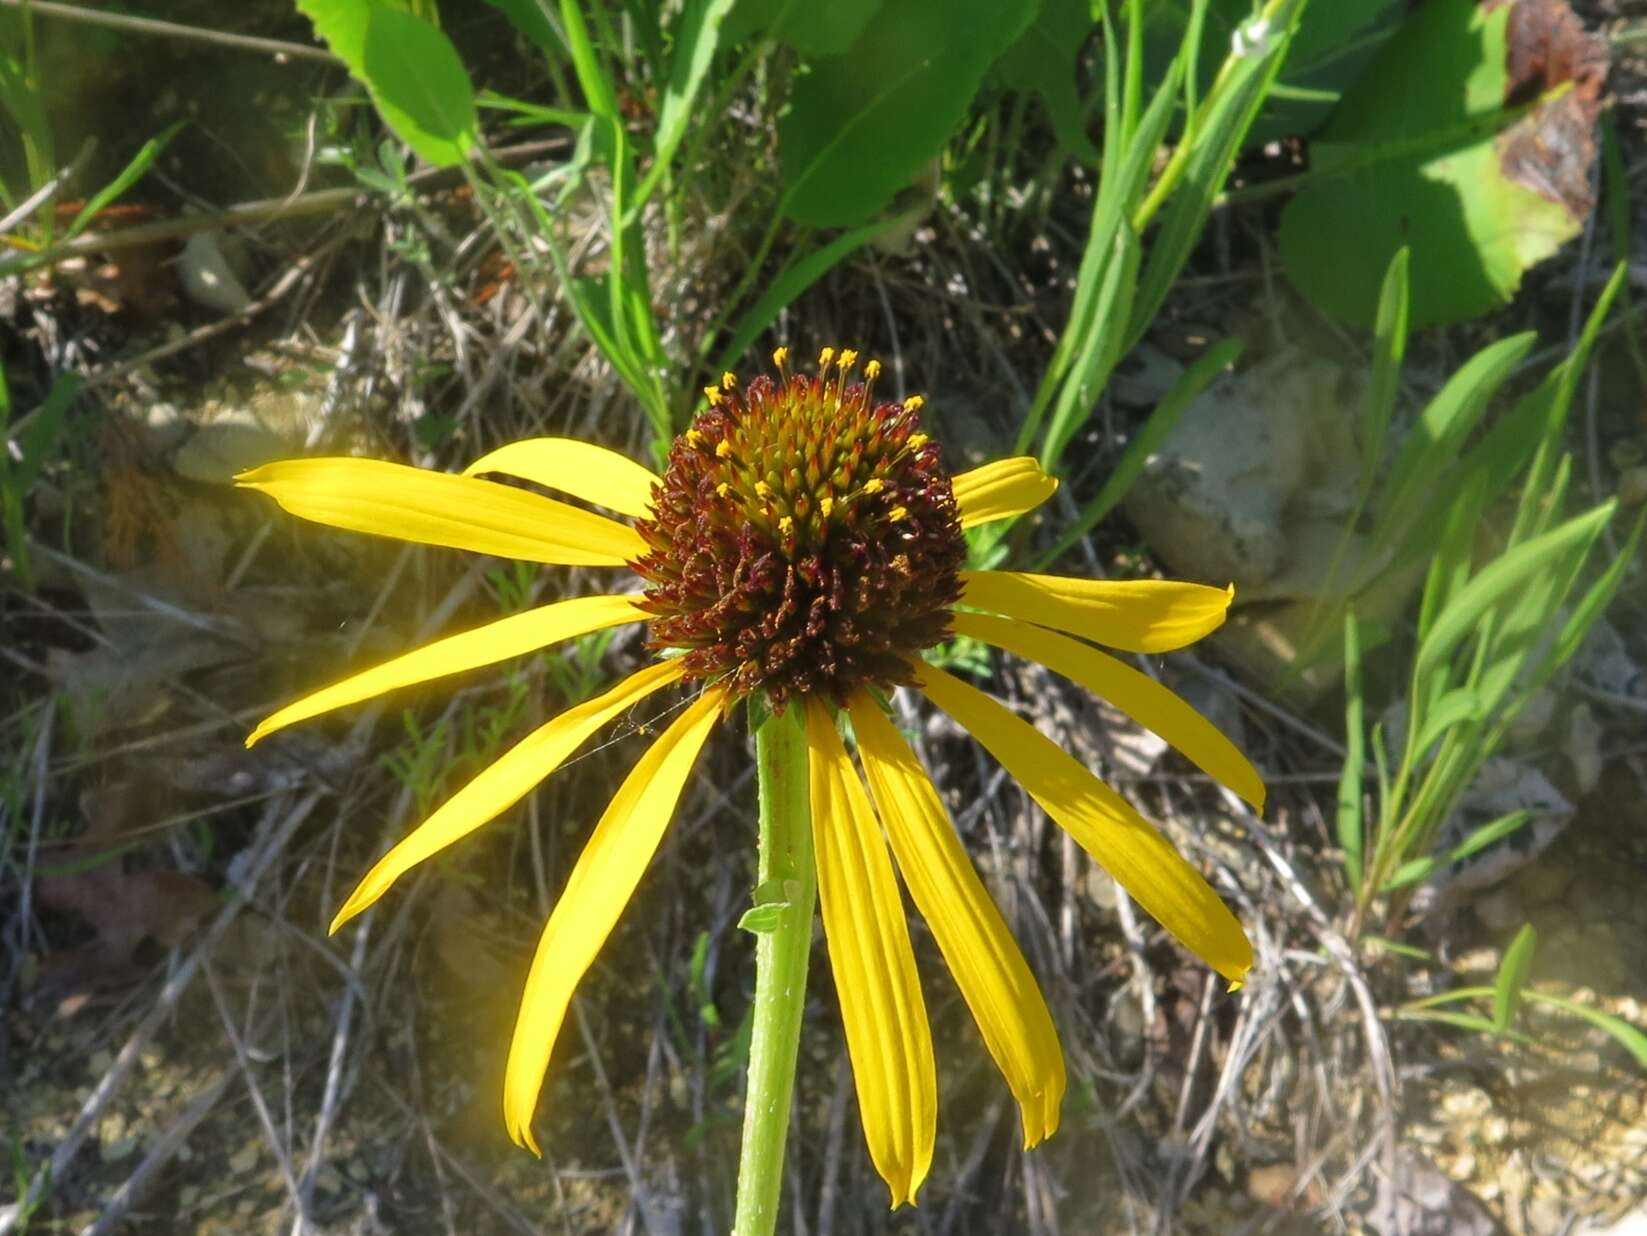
[0, 0, 342, 64]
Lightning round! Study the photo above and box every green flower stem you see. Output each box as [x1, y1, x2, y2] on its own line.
[733, 698, 815, 1236]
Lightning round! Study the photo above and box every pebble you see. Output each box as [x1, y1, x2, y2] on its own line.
[1526, 1196, 1566, 1234]
[1442, 1087, 1493, 1121]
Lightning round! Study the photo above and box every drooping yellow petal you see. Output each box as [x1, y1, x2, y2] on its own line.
[847, 692, 1065, 1147]
[464, 438, 660, 520]
[959, 570, 1232, 653]
[237, 457, 646, 565]
[917, 664, 1253, 984]
[949, 611, 1265, 812]
[504, 685, 725, 1153]
[248, 594, 648, 748]
[951, 457, 1059, 529]
[806, 700, 936, 1206]
[329, 659, 685, 933]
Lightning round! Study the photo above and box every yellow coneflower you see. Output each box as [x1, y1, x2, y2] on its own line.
[238, 347, 1262, 1206]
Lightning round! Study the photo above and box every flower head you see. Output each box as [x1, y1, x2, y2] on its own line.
[238, 347, 1263, 1206]
[633, 348, 962, 704]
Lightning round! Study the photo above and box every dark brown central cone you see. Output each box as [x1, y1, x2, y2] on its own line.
[631, 348, 965, 707]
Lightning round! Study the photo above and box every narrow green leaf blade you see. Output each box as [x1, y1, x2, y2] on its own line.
[1493, 923, 1537, 1031]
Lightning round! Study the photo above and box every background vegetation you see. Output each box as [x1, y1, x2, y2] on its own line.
[3, 0, 1646, 1232]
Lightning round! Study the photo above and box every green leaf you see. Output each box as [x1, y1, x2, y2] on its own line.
[1415, 503, 1614, 689]
[778, 0, 1036, 227]
[1524, 992, 1647, 1070]
[1494, 923, 1537, 1031]
[360, 7, 477, 166]
[723, 0, 880, 56]
[1412, 686, 1481, 755]
[299, 0, 476, 167]
[1360, 246, 1409, 500]
[1279, 0, 1595, 328]
[737, 904, 786, 934]
[1337, 611, 1366, 889]
[994, 0, 1099, 162]
[66, 123, 184, 240]
[712, 216, 901, 375]
[1032, 336, 1241, 568]
[481, 0, 567, 56]
[1144, 0, 1401, 144]
[636, 0, 738, 211]
[1126, 6, 1294, 346]
[1381, 332, 1535, 531]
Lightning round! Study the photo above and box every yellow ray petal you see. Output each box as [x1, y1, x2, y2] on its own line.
[951, 457, 1059, 529]
[806, 701, 936, 1206]
[329, 659, 685, 933]
[464, 438, 660, 520]
[949, 611, 1265, 812]
[959, 570, 1232, 654]
[917, 664, 1253, 984]
[847, 692, 1065, 1148]
[237, 457, 646, 565]
[504, 685, 725, 1153]
[249, 594, 648, 748]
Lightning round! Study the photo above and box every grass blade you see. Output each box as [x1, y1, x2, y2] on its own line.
[1493, 923, 1537, 1031]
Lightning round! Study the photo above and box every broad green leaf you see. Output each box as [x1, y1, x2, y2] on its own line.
[299, 0, 475, 167]
[778, 0, 1036, 227]
[1279, 0, 1596, 328]
[1494, 924, 1537, 1031]
[297, 0, 380, 67]
[722, 0, 879, 56]
[361, 7, 477, 166]
[994, 0, 1099, 162]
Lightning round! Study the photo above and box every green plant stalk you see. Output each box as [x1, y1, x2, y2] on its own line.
[733, 698, 815, 1236]
[1130, 0, 1296, 234]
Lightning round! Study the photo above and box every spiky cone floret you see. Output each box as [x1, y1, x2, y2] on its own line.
[236, 345, 1264, 1206]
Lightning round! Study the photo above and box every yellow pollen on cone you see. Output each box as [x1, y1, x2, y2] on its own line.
[716, 482, 731, 498]
[778, 515, 795, 536]
[903, 394, 925, 412]
[839, 348, 859, 372]
[722, 371, 737, 390]
[755, 481, 772, 499]
[819, 346, 835, 369]
[716, 440, 732, 458]
[889, 506, 909, 522]
[908, 433, 929, 450]
[685, 429, 703, 447]
[819, 496, 834, 517]
[862, 478, 885, 495]
[773, 345, 790, 369]
[704, 386, 721, 405]
[864, 359, 881, 380]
